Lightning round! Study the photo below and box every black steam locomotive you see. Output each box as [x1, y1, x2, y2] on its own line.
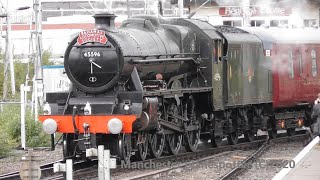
[40, 13, 309, 162]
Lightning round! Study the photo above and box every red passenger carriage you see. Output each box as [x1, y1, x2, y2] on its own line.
[269, 29, 320, 108]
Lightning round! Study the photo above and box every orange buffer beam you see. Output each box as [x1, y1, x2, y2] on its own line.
[39, 115, 136, 134]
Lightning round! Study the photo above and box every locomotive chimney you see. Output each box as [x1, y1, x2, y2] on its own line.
[93, 13, 117, 31]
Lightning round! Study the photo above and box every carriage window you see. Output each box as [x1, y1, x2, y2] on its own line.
[298, 51, 303, 76]
[251, 20, 265, 27]
[223, 20, 242, 27]
[311, 49, 317, 77]
[288, 50, 294, 78]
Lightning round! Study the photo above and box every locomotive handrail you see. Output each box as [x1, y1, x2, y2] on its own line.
[124, 52, 200, 58]
[130, 57, 199, 64]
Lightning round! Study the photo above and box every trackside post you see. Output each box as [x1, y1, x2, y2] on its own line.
[104, 149, 110, 180]
[20, 84, 31, 150]
[88, 145, 116, 180]
[53, 159, 73, 180]
[66, 159, 73, 180]
[20, 84, 26, 150]
[98, 145, 104, 179]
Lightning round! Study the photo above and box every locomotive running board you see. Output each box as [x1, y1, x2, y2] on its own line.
[159, 119, 199, 133]
[130, 57, 199, 64]
[144, 87, 212, 97]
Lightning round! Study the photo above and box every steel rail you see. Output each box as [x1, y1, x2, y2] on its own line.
[219, 133, 309, 180]
[219, 141, 270, 180]
[123, 133, 308, 180]
[42, 139, 266, 180]
[0, 159, 98, 180]
[0, 160, 61, 180]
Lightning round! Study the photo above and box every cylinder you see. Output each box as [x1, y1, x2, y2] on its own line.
[133, 97, 158, 131]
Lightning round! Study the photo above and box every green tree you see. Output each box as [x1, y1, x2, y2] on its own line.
[0, 49, 54, 99]
[42, 49, 55, 66]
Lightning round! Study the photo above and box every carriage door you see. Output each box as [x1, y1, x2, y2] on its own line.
[226, 46, 242, 106]
[212, 40, 224, 110]
[296, 49, 305, 100]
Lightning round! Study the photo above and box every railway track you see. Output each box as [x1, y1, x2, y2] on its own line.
[0, 131, 309, 180]
[219, 140, 270, 180]
[0, 160, 60, 180]
[41, 138, 266, 180]
[0, 159, 97, 180]
[219, 132, 310, 180]
[122, 132, 309, 180]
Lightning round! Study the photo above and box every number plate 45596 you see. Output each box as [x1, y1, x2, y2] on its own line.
[82, 51, 103, 58]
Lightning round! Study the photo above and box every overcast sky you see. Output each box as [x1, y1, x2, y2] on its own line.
[3, 0, 32, 10]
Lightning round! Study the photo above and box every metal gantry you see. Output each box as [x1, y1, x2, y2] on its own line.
[31, 0, 44, 120]
[1, 0, 15, 99]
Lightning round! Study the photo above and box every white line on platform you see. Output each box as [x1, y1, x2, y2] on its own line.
[272, 136, 320, 180]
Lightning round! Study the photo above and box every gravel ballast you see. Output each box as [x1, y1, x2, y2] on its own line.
[153, 140, 305, 180]
[0, 145, 63, 175]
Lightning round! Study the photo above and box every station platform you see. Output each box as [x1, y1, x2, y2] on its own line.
[273, 136, 320, 180]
